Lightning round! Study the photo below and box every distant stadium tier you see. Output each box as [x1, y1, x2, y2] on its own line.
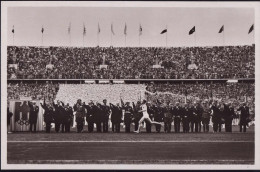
[7, 45, 254, 80]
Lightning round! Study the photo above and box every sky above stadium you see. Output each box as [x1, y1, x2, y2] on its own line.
[7, 6, 254, 47]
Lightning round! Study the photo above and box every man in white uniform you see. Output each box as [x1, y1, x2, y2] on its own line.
[134, 100, 163, 133]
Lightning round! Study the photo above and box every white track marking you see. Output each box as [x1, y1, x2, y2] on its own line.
[9, 159, 254, 163]
[7, 140, 254, 143]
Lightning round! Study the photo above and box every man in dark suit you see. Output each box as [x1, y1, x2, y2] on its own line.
[153, 102, 164, 133]
[223, 102, 234, 132]
[85, 101, 95, 132]
[53, 100, 63, 132]
[73, 99, 85, 133]
[194, 102, 203, 132]
[201, 101, 210, 132]
[40, 98, 54, 133]
[67, 104, 74, 131]
[132, 101, 142, 131]
[124, 102, 133, 133]
[60, 101, 67, 133]
[93, 102, 102, 132]
[163, 101, 173, 133]
[145, 102, 154, 133]
[7, 106, 13, 133]
[101, 99, 111, 133]
[173, 102, 182, 133]
[211, 101, 222, 133]
[28, 101, 39, 132]
[182, 103, 190, 133]
[237, 103, 250, 132]
[63, 104, 72, 133]
[110, 103, 122, 133]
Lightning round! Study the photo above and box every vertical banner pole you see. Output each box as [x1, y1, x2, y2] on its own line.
[70, 33, 71, 46]
[13, 33, 14, 45]
[253, 30, 255, 44]
[41, 33, 43, 46]
[83, 35, 84, 47]
[139, 34, 140, 46]
[223, 30, 225, 46]
[194, 31, 196, 47]
[166, 25, 168, 47]
[98, 33, 99, 46]
[110, 31, 112, 46]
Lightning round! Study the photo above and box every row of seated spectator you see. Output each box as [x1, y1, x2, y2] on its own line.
[7, 45, 255, 79]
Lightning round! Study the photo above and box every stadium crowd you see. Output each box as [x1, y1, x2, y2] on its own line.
[7, 82, 254, 133]
[7, 45, 254, 79]
[145, 82, 255, 112]
[7, 82, 59, 102]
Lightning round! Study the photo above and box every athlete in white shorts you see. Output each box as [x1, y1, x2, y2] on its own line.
[134, 100, 163, 133]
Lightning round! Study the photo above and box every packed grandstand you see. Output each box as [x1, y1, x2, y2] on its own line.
[7, 45, 254, 79]
[7, 44, 255, 132]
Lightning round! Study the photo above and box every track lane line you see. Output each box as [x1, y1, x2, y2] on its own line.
[7, 140, 254, 143]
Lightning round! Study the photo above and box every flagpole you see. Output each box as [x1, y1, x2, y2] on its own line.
[125, 34, 126, 47]
[194, 30, 196, 47]
[223, 30, 225, 46]
[166, 25, 168, 47]
[83, 34, 84, 47]
[70, 33, 71, 46]
[139, 33, 140, 46]
[253, 29, 255, 44]
[98, 33, 99, 46]
[110, 29, 112, 46]
[139, 23, 141, 46]
[41, 32, 43, 46]
[69, 23, 71, 47]
[13, 32, 14, 46]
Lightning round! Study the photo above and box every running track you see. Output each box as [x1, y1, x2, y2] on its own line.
[7, 132, 254, 164]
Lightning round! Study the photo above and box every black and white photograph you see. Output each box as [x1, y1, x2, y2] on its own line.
[1, 1, 260, 170]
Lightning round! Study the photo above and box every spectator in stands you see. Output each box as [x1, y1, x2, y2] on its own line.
[7, 45, 255, 80]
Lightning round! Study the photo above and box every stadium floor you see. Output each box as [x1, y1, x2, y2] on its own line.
[7, 125, 254, 164]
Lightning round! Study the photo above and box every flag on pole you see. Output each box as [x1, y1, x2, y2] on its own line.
[41, 26, 44, 33]
[98, 23, 101, 34]
[124, 23, 127, 35]
[218, 25, 224, 33]
[160, 29, 167, 34]
[83, 23, 86, 35]
[68, 22, 71, 34]
[189, 26, 195, 35]
[12, 25, 14, 33]
[139, 24, 142, 36]
[111, 23, 115, 35]
[248, 24, 254, 34]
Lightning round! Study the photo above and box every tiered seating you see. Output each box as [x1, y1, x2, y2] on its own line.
[7, 45, 255, 79]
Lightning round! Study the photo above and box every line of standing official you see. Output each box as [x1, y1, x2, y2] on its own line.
[14, 98, 251, 133]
